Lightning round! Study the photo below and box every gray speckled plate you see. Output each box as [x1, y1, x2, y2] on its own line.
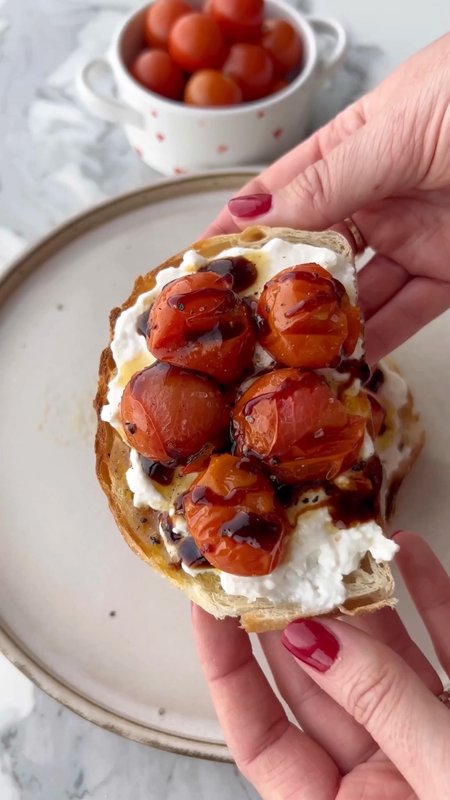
[0, 172, 448, 761]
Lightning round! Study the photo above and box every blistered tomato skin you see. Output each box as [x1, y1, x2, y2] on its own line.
[147, 271, 256, 384]
[232, 369, 368, 483]
[184, 454, 288, 575]
[120, 362, 229, 463]
[257, 264, 361, 369]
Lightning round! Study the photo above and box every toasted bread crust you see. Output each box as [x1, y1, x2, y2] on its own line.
[95, 226, 422, 632]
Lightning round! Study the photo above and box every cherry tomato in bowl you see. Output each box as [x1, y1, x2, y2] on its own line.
[144, 0, 193, 48]
[130, 49, 185, 100]
[269, 78, 289, 95]
[169, 12, 225, 72]
[223, 43, 274, 101]
[232, 368, 369, 483]
[184, 453, 288, 575]
[120, 362, 229, 463]
[257, 264, 361, 368]
[262, 18, 303, 77]
[147, 271, 256, 384]
[209, 0, 263, 43]
[184, 69, 242, 106]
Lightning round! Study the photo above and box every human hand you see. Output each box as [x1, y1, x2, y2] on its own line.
[204, 35, 450, 365]
[192, 532, 450, 799]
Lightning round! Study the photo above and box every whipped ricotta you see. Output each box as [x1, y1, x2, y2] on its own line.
[220, 507, 398, 610]
[101, 238, 397, 611]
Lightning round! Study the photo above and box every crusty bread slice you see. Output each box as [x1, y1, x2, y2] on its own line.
[95, 226, 423, 632]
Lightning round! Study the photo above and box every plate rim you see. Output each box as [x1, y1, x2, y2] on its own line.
[0, 169, 258, 762]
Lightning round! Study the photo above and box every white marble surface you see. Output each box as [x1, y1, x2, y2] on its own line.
[0, 1, 448, 797]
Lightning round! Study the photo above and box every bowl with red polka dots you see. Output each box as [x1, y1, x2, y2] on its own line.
[77, 0, 347, 175]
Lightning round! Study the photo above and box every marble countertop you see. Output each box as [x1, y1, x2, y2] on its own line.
[0, 1, 447, 797]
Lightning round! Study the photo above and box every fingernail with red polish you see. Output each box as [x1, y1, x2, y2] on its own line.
[391, 530, 403, 540]
[228, 193, 272, 219]
[281, 620, 340, 673]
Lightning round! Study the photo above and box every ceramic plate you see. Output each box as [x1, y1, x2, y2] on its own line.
[0, 173, 449, 762]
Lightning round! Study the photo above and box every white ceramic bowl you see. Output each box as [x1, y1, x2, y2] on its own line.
[77, 1, 347, 175]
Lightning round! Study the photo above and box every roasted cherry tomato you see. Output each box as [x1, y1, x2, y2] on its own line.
[144, 0, 193, 48]
[232, 369, 369, 483]
[147, 271, 256, 384]
[120, 362, 229, 463]
[184, 454, 288, 575]
[169, 12, 224, 72]
[209, 0, 263, 43]
[262, 19, 303, 77]
[366, 392, 386, 438]
[184, 69, 242, 106]
[257, 264, 361, 368]
[223, 43, 274, 101]
[130, 49, 185, 100]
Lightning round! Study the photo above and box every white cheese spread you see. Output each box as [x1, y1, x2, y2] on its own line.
[220, 507, 398, 610]
[375, 362, 411, 476]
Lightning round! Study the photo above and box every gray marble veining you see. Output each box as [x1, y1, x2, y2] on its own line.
[0, 0, 447, 797]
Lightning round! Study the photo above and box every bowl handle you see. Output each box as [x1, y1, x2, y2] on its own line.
[307, 16, 348, 82]
[77, 58, 144, 128]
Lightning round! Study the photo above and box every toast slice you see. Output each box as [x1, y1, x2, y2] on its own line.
[95, 226, 424, 632]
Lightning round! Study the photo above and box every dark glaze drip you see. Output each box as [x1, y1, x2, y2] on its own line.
[178, 536, 210, 568]
[326, 455, 383, 527]
[285, 290, 336, 318]
[219, 511, 282, 550]
[160, 511, 183, 542]
[365, 366, 385, 393]
[139, 456, 175, 486]
[243, 373, 317, 418]
[167, 286, 247, 344]
[191, 484, 247, 507]
[200, 256, 257, 293]
[190, 457, 262, 508]
[186, 319, 247, 344]
[272, 456, 383, 528]
[275, 267, 346, 300]
[339, 358, 371, 384]
[136, 308, 151, 337]
[159, 512, 212, 570]
[274, 480, 319, 508]
[159, 511, 183, 544]
[167, 286, 236, 314]
[235, 456, 263, 475]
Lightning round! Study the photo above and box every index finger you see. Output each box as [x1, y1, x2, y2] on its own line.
[281, 618, 450, 799]
[192, 605, 339, 799]
[203, 139, 320, 238]
[202, 98, 368, 238]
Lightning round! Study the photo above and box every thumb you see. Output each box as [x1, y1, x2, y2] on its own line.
[228, 112, 418, 231]
[281, 618, 450, 799]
